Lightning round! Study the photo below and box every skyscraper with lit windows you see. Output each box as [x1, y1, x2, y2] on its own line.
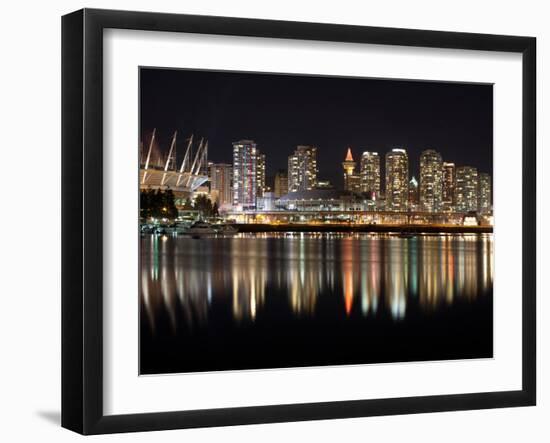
[288, 145, 318, 192]
[256, 151, 266, 198]
[232, 140, 257, 210]
[442, 162, 456, 210]
[419, 149, 443, 212]
[385, 148, 409, 211]
[209, 163, 232, 208]
[455, 166, 478, 212]
[408, 176, 419, 210]
[478, 172, 492, 213]
[360, 151, 381, 197]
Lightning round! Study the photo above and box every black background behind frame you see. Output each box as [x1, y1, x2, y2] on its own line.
[61, 8, 536, 435]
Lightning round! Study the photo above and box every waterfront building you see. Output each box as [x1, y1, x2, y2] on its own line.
[342, 148, 355, 177]
[273, 170, 288, 197]
[442, 162, 456, 210]
[209, 163, 232, 209]
[342, 148, 361, 192]
[419, 149, 443, 212]
[256, 191, 276, 211]
[455, 166, 478, 212]
[385, 148, 409, 211]
[232, 140, 257, 210]
[277, 189, 354, 212]
[408, 176, 419, 210]
[256, 151, 266, 198]
[342, 148, 362, 193]
[478, 172, 492, 213]
[360, 151, 381, 197]
[288, 145, 318, 192]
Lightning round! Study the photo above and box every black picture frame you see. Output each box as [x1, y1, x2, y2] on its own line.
[62, 8, 536, 435]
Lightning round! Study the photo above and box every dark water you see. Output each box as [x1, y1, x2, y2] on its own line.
[140, 233, 493, 374]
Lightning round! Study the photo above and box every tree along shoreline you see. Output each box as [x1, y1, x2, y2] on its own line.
[140, 189, 218, 220]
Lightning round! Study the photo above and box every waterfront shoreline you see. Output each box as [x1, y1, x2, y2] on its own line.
[234, 223, 493, 234]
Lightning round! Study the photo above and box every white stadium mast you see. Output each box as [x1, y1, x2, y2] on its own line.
[140, 130, 209, 195]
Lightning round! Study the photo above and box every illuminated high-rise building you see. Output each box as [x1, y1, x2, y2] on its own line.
[478, 172, 492, 213]
[342, 147, 355, 176]
[442, 162, 456, 209]
[408, 176, 419, 210]
[273, 170, 288, 197]
[232, 140, 257, 210]
[342, 148, 361, 192]
[360, 151, 381, 197]
[419, 149, 443, 212]
[209, 163, 232, 208]
[385, 148, 409, 211]
[256, 151, 266, 198]
[288, 145, 318, 192]
[455, 166, 478, 212]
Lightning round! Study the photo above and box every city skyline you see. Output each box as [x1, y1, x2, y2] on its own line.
[140, 68, 493, 188]
[141, 134, 492, 215]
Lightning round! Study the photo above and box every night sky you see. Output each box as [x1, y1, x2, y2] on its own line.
[140, 68, 493, 188]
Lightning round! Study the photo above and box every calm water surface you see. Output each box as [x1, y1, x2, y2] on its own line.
[140, 232, 493, 374]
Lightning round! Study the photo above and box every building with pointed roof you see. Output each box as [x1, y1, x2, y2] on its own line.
[342, 147, 361, 192]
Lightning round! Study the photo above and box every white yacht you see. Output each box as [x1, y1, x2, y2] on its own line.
[186, 221, 216, 237]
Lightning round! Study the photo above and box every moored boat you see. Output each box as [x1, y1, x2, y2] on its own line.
[186, 221, 216, 238]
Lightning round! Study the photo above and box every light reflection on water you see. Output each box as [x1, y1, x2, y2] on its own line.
[140, 233, 493, 334]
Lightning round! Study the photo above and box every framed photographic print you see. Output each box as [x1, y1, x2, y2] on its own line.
[61, 8, 536, 435]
